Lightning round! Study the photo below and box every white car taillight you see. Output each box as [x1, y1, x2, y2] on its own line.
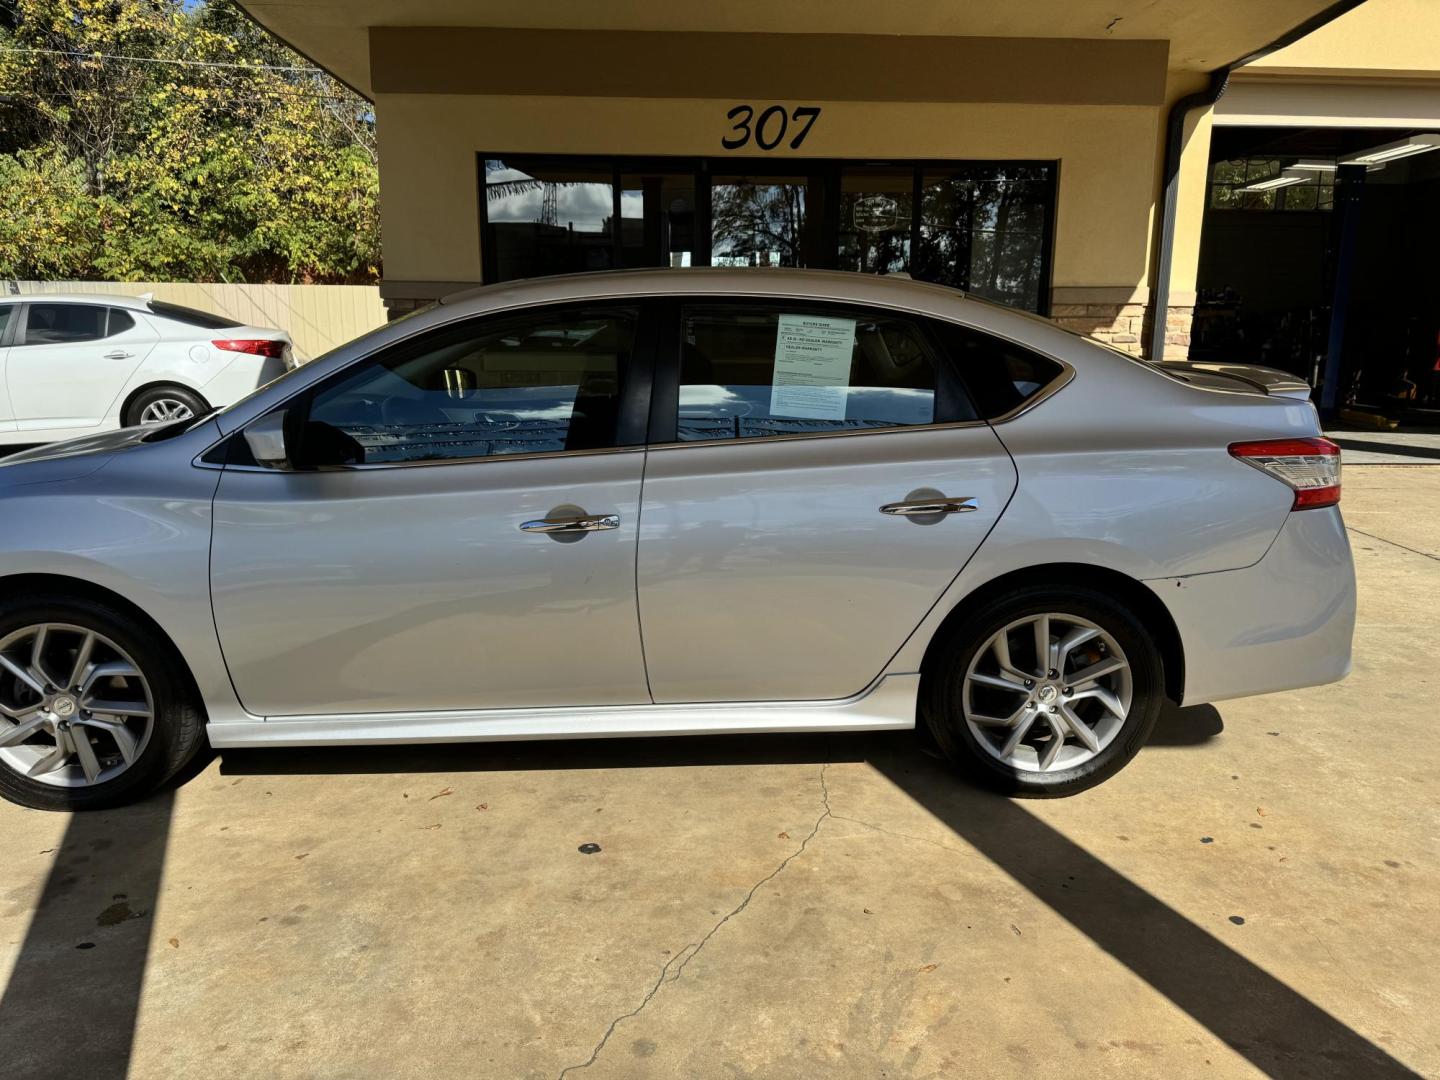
[213, 338, 287, 359]
[1228, 437, 1341, 510]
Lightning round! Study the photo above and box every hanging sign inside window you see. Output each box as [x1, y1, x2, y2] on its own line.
[769, 314, 856, 421]
[853, 196, 899, 232]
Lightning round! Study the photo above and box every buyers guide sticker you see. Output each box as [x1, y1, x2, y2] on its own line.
[769, 314, 856, 421]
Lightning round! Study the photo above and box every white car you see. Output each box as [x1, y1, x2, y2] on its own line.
[0, 294, 293, 445]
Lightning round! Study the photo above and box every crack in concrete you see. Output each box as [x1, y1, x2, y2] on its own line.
[828, 811, 974, 859]
[1347, 526, 1440, 563]
[556, 763, 833, 1079]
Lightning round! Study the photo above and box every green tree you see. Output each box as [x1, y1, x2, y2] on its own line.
[0, 0, 379, 282]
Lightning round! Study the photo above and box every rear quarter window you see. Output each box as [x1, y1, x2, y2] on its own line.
[930, 320, 1065, 419]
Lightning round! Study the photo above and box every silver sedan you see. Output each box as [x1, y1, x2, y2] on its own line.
[0, 270, 1354, 810]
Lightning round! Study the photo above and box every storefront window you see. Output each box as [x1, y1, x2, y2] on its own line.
[917, 166, 1052, 311]
[481, 155, 1056, 313]
[837, 167, 912, 276]
[711, 176, 809, 267]
[483, 159, 616, 281]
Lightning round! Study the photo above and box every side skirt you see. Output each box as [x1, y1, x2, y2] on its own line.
[206, 674, 919, 748]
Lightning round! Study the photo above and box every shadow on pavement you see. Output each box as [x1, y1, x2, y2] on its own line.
[4, 706, 1411, 1079]
[864, 743, 1420, 1079]
[0, 790, 175, 1080]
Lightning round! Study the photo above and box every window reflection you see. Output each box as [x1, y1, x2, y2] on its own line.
[710, 178, 808, 267]
[484, 159, 615, 281]
[837, 168, 912, 275]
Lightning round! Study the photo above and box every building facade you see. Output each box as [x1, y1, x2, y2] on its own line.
[240, 0, 1439, 403]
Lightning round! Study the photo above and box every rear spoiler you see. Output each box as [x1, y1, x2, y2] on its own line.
[1152, 360, 1312, 401]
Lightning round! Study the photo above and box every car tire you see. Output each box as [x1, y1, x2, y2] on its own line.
[123, 385, 209, 428]
[923, 585, 1164, 798]
[0, 595, 206, 812]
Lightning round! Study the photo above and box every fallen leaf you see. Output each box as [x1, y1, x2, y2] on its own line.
[918, 963, 938, 973]
[1256, 807, 1267, 817]
[422, 823, 442, 830]
[1010, 925, 1022, 936]
[863, 908, 874, 915]
[475, 803, 488, 811]
[429, 787, 454, 801]
[168, 937, 180, 949]
[39, 848, 54, 855]
[777, 831, 790, 839]
[294, 853, 309, 861]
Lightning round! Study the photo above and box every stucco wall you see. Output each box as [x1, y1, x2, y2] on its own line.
[374, 93, 1165, 302]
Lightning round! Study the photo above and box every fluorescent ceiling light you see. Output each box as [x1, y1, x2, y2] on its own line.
[1288, 159, 1337, 171]
[1239, 172, 1309, 192]
[1340, 134, 1440, 167]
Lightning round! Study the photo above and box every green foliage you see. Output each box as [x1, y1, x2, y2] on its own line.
[0, 0, 379, 282]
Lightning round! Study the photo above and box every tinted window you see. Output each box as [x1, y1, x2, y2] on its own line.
[300, 307, 637, 466]
[22, 304, 107, 345]
[930, 320, 1065, 418]
[148, 300, 242, 329]
[677, 304, 957, 441]
[107, 309, 135, 336]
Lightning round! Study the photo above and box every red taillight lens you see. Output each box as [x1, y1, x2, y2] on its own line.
[1228, 437, 1341, 510]
[213, 338, 286, 359]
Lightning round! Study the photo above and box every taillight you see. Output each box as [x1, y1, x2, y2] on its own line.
[213, 338, 286, 359]
[1228, 437, 1341, 510]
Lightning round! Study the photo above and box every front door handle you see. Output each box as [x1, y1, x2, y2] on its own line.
[520, 513, 621, 534]
[103, 350, 134, 360]
[879, 497, 978, 517]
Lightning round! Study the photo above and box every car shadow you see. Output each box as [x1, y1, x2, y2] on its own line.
[0, 790, 175, 1080]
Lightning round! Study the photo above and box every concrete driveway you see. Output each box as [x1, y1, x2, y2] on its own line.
[1, 467, 1436, 1080]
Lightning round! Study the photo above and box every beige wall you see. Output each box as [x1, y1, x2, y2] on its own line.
[375, 93, 1165, 300]
[1246, 0, 1440, 78]
[8, 281, 385, 361]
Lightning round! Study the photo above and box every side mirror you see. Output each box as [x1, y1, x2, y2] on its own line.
[242, 409, 291, 470]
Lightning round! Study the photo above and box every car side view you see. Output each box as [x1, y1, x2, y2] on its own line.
[0, 293, 293, 445]
[0, 270, 1354, 811]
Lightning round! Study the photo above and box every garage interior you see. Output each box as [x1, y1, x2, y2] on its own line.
[1195, 127, 1440, 424]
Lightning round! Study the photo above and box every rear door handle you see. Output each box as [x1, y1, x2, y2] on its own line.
[104, 350, 134, 360]
[520, 513, 621, 534]
[879, 497, 978, 517]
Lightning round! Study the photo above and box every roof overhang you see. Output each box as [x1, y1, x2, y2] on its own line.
[238, 0, 1350, 100]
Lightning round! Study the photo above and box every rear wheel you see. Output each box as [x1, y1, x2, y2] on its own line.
[0, 596, 205, 811]
[125, 385, 208, 427]
[924, 585, 1163, 797]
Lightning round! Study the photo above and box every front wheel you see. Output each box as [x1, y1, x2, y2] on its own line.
[0, 596, 206, 811]
[924, 585, 1164, 797]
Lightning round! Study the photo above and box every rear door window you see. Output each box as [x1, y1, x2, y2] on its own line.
[21, 303, 109, 345]
[670, 302, 973, 442]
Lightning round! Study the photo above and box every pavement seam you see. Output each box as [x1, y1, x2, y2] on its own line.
[556, 763, 834, 1079]
[1346, 526, 1440, 563]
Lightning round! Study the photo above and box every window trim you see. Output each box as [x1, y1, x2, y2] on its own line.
[0, 304, 17, 348]
[219, 299, 659, 473]
[646, 294, 984, 451]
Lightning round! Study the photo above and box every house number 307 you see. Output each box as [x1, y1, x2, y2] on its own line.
[722, 105, 822, 151]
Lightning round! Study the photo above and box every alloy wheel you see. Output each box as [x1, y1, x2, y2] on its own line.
[963, 612, 1132, 773]
[138, 398, 195, 425]
[0, 624, 154, 787]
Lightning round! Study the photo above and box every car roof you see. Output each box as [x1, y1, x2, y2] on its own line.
[439, 267, 974, 313]
[0, 293, 153, 310]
